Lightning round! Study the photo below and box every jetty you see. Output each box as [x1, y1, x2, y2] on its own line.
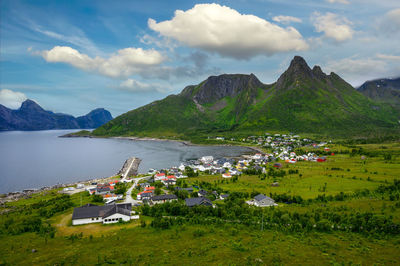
[118, 157, 142, 180]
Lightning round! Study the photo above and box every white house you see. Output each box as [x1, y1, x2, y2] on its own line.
[200, 156, 214, 164]
[72, 203, 132, 225]
[154, 173, 166, 181]
[247, 194, 277, 207]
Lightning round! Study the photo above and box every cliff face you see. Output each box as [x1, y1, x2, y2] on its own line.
[181, 73, 265, 104]
[0, 100, 113, 131]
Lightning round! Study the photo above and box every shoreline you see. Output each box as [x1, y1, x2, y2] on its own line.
[1, 134, 261, 200]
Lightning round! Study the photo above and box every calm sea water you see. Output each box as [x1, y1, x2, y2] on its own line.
[0, 130, 253, 193]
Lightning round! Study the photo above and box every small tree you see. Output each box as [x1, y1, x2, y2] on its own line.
[92, 194, 103, 203]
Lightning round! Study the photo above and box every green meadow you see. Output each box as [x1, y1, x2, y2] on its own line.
[0, 142, 399, 265]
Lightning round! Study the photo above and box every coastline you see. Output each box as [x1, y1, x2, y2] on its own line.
[1, 134, 261, 201]
[111, 136, 264, 154]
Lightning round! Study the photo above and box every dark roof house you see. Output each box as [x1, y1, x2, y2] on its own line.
[197, 189, 208, 197]
[72, 203, 132, 223]
[253, 194, 277, 207]
[151, 194, 178, 204]
[185, 197, 213, 207]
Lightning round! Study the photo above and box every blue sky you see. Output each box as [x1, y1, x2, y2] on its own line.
[1, 0, 399, 117]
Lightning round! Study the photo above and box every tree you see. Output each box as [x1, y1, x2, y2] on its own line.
[92, 194, 103, 203]
[155, 187, 162, 196]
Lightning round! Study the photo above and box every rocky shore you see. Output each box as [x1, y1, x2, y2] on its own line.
[0, 175, 117, 205]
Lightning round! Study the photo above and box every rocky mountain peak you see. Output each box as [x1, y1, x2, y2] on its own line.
[312, 65, 326, 79]
[275, 56, 313, 89]
[186, 73, 264, 104]
[19, 99, 44, 112]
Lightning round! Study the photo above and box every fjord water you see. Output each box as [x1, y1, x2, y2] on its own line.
[0, 130, 253, 193]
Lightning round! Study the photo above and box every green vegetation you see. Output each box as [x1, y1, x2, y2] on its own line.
[88, 57, 400, 141]
[1, 142, 400, 264]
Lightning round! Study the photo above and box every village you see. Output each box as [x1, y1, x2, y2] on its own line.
[69, 133, 334, 226]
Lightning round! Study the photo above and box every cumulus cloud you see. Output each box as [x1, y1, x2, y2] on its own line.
[0, 89, 28, 109]
[148, 3, 308, 59]
[272, 15, 302, 24]
[312, 12, 354, 42]
[326, 0, 350, 4]
[40, 46, 166, 78]
[118, 79, 167, 93]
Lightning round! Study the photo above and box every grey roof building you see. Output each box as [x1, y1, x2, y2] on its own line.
[253, 194, 277, 207]
[151, 194, 178, 204]
[197, 189, 208, 197]
[72, 203, 132, 225]
[185, 197, 213, 207]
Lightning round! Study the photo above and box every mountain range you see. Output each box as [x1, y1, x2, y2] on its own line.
[0, 100, 113, 131]
[92, 56, 399, 138]
[358, 77, 400, 111]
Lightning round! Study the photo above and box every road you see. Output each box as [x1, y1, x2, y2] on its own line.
[124, 176, 150, 205]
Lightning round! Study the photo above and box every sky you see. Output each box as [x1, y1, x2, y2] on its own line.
[1, 0, 399, 117]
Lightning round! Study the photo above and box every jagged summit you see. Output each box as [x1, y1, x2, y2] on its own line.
[93, 56, 400, 137]
[181, 73, 264, 104]
[19, 99, 44, 112]
[312, 65, 327, 79]
[276, 56, 313, 89]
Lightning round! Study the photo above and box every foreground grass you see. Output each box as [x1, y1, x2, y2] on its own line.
[1, 224, 399, 265]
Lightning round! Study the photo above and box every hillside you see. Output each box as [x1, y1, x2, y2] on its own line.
[93, 56, 399, 138]
[0, 100, 113, 131]
[358, 77, 400, 110]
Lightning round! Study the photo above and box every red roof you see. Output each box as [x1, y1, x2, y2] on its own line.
[167, 175, 176, 179]
[155, 173, 165, 177]
[146, 186, 155, 190]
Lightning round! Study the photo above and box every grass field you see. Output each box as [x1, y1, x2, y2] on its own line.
[0, 224, 399, 265]
[0, 142, 399, 265]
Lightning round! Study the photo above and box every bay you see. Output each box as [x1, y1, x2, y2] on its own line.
[0, 130, 253, 193]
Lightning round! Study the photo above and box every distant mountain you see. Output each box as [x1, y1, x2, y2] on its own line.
[93, 56, 399, 138]
[0, 100, 113, 131]
[358, 77, 400, 110]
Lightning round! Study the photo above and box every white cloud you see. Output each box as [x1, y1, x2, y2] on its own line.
[0, 89, 28, 109]
[377, 8, 400, 34]
[312, 12, 354, 42]
[325, 56, 400, 86]
[272, 15, 302, 24]
[40, 46, 166, 78]
[326, 0, 350, 4]
[118, 79, 167, 93]
[148, 3, 308, 59]
[376, 53, 400, 61]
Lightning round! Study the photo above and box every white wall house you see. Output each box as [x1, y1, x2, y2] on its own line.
[72, 203, 133, 225]
[103, 213, 130, 224]
[72, 216, 102, 226]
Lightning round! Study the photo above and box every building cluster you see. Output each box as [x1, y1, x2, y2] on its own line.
[71, 132, 333, 226]
[86, 180, 123, 204]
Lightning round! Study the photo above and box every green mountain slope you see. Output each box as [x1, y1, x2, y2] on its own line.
[93, 56, 400, 138]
